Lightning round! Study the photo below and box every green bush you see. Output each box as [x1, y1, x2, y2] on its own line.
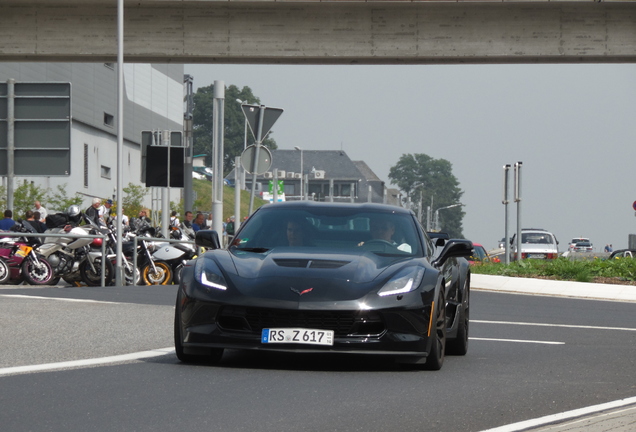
[471, 256, 636, 282]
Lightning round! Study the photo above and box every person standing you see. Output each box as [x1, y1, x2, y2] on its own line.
[205, 213, 213, 229]
[85, 198, 102, 226]
[100, 199, 113, 225]
[170, 211, 180, 228]
[192, 213, 205, 232]
[33, 201, 48, 220]
[0, 210, 16, 231]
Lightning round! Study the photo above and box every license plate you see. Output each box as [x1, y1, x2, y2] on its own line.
[528, 253, 546, 259]
[262, 328, 334, 346]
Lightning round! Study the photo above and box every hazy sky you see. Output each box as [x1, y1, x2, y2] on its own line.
[185, 63, 636, 251]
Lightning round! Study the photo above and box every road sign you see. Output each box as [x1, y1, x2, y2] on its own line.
[241, 144, 272, 175]
[0, 82, 71, 176]
[241, 104, 283, 141]
[269, 179, 284, 194]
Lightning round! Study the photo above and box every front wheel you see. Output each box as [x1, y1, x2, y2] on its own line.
[423, 288, 447, 370]
[80, 257, 114, 287]
[174, 296, 223, 364]
[0, 257, 10, 284]
[22, 255, 54, 285]
[141, 261, 173, 285]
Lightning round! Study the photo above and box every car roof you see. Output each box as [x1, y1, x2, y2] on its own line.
[258, 201, 414, 215]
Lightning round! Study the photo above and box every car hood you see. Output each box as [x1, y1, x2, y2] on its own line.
[209, 248, 420, 303]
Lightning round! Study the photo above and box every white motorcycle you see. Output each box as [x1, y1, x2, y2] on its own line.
[38, 206, 113, 286]
[143, 228, 198, 285]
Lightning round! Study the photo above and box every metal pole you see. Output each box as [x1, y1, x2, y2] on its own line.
[6, 79, 14, 212]
[299, 148, 303, 199]
[212, 81, 224, 235]
[183, 75, 194, 215]
[503, 164, 511, 264]
[114, 0, 124, 285]
[234, 156, 241, 233]
[248, 106, 266, 215]
[514, 161, 523, 261]
[161, 131, 170, 238]
[273, 169, 278, 204]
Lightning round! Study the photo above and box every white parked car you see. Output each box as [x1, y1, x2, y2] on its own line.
[510, 228, 559, 260]
[569, 237, 591, 251]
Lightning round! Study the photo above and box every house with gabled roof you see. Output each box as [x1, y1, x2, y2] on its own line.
[227, 149, 388, 203]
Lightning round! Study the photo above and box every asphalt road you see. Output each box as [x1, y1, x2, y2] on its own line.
[0, 285, 635, 432]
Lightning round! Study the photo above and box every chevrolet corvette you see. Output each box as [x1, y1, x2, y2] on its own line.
[174, 202, 472, 370]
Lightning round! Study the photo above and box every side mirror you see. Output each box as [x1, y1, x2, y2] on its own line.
[195, 229, 221, 249]
[432, 239, 473, 267]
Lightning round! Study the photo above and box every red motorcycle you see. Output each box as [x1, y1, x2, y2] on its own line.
[0, 221, 54, 285]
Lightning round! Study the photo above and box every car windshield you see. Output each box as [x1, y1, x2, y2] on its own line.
[231, 205, 423, 256]
[521, 233, 554, 244]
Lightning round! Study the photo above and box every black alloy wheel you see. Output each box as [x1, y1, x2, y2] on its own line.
[423, 288, 447, 370]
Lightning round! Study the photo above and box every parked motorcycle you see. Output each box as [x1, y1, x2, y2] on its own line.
[132, 227, 173, 285]
[95, 222, 140, 285]
[38, 206, 113, 287]
[149, 228, 199, 285]
[0, 221, 54, 285]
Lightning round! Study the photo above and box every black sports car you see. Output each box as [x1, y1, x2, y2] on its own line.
[174, 202, 472, 370]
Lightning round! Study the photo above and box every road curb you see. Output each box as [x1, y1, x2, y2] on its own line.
[472, 274, 636, 303]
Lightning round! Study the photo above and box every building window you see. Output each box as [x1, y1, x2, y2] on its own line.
[101, 165, 111, 179]
[104, 112, 114, 127]
[104, 63, 115, 70]
[84, 144, 89, 188]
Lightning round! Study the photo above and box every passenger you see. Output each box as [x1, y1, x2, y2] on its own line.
[359, 217, 412, 253]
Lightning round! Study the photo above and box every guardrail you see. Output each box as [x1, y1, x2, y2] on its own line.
[0, 231, 108, 286]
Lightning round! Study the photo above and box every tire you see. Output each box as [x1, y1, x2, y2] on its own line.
[0, 258, 10, 284]
[141, 261, 173, 285]
[173, 263, 184, 285]
[21, 255, 54, 285]
[80, 257, 114, 287]
[174, 296, 223, 364]
[423, 288, 447, 371]
[447, 280, 469, 356]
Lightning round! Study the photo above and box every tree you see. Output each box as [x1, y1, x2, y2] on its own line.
[122, 183, 149, 220]
[193, 84, 277, 175]
[12, 180, 48, 218]
[388, 153, 465, 238]
[48, 184, 84, 214]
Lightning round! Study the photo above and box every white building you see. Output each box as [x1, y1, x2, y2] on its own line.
[0, 63, 183, 212]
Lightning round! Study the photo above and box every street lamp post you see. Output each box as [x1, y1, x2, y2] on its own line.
[434, 203, 463, 232]
[236, 99, 248, 189]
[294, 146, 303, 200]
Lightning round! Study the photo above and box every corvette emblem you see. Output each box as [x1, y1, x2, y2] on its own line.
[291, 287, 313, 296]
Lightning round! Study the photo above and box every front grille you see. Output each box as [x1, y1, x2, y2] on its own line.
[218, 306, 385, 337]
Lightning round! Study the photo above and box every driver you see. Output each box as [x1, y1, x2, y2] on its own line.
[359, 217, 412, 253]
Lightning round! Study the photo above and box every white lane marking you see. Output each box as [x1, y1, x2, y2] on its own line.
[478, 396, 636, 432]
[0, 347, 175, 377]
[473, 319, 636, 332]
[470, 337, 564, 345]
[0, 294, 122, 305]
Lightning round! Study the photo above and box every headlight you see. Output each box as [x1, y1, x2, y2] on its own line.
[378, 267, 425, 297]
[194, 258, 227, 291]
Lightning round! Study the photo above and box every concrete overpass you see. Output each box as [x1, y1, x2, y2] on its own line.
[2, 0, 635, 64]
